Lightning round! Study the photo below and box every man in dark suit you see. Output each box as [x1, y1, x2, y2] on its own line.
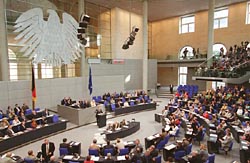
[6, 125, 15, 137]
[59, 138, 72, 154]
[170, 84, 174, 94]
[41, 139, 55, 163]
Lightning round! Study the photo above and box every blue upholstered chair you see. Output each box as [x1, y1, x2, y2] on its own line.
[156, 139, 166, 151]
[88, 149, 99, 156]
[104, 148, 114, 156]
[119, 148, 129, 155]
[186, 143, 192, 155]
[206, 153, 215, 163]
[25, 109, 32, 115]
[59, 147, 69, 156]
[111, 104, 116, 111]
[24, 158, 35, 163]
[155, 155, 161, 163]
[174, 150, 186, 161]
[52, 115, 59, 123]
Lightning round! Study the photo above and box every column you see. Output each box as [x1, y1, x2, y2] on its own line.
[207, 0, 215, 66]
[0, 0, 9, 81]
[78, 0, 87, 77]
[206, 0, 215, 90]
[142, 0, 148, 92]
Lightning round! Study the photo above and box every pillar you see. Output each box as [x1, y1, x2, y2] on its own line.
[0, 0, 9, 81]
[78, 0, 87, 77]
[142, 0, 148, 92]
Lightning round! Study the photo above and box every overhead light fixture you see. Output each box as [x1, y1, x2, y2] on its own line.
[122, 26, 139, 50]
[78, 13, 90, 46]
[80, 14, 90, 23]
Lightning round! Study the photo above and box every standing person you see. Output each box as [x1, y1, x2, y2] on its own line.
[183, 48, 188, 59]
[41, 139, 55, 163]
[169, 84, 174, 94]
[95, 106, 103, 123]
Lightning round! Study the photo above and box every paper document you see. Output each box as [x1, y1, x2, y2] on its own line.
[165, 144, 176, 150]
[63, 155, 74, 159]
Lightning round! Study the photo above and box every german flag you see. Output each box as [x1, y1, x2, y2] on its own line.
[31, 64, 36, 102]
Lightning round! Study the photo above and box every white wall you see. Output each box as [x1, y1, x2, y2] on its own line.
[111, 7, 143, 59]
[0, 59, 157, 111]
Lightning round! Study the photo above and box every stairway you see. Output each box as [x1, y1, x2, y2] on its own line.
[156, 87, 174, 98]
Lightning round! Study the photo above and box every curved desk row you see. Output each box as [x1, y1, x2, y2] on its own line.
[0, 120, 67, 154]
[104, 122, 140, 141]
[114, 103, 156, 116]
[57, 105, 104, 125]
[62, 155, 132, 163]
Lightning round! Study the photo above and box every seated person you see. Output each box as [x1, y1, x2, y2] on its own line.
[144, 145, 159, 163]
[187, 151, 203, 163]
[103, 153, 114, 163]
[131, 147, 144, 163]
[89, 139, 100, 152]
[27, 111, 39, 120]
[60, 138, 70, 149]
[123, 101, 130, 107]
[230, 116, 241, 126]
[120, 119, 127, 127]
[112, 122, 120, 130]
[103, 140, 115, 155]
[19, 112, 26, 122]
[84, 155, 94, 163]
[24, 150, 37, 162]
[116, 138, 125, 153]
[132, 139, 143, 153]
[30, 118, 38, 129]
[169, 124, 179, 136]
[193, 125, 203, 142]
[12, 116, 20, 125]
[175, 142, 185, 152]
[198, 144, 208, 162]
[19, 121, 26, 132]
[0, 118, 10, 128]
[0, 152, 16, 163]
[219, 129, 233, 153]
[40, 116, 48, 126]
[106, 123, 113, 131]
[6, 125, 16, 137]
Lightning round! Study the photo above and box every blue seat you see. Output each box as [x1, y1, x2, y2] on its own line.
[35, 108, 40, 112]
[111, 103, 116, 111]
[59, 147, 69, 156]
[88, 149, 99, 156]
[104, 148, 114, 156]
[69, 161, 80, 163]
[52, 115, 59, 123]
[164, 135, 170, 144]
[174, 150, 186, 161]
[25, 109, 32, 115]
[186, 143, 192, 155]
[155, 155, 161, 163]
[0, 114, 3, 119]
[206, 153, 215, 163]
[119, 148, 129, 155]
[156, 139, 166, 150]
[24, 158, 35, 163]
[130, 101, 135, 106]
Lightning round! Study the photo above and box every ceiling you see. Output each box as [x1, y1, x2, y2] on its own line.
[85, 0, 247, 21]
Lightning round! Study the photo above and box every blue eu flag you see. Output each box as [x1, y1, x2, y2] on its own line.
[88, 65, 93, 95]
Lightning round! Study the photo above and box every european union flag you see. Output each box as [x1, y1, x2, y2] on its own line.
[88, 65, 93, 95]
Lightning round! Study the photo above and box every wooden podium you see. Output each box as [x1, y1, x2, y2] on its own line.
[97, 113, 106, 128]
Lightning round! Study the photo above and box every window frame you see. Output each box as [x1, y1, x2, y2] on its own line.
[246, 1, 250, 24]
[214, 8, 229, 29]
[179, 15, 195, 34]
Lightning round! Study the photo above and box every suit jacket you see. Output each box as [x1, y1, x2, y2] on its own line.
[103, 158, 115, 163]
[6, 128, 15, 137]
[60, 142, 69, 149]
[41, 142, 55, 158]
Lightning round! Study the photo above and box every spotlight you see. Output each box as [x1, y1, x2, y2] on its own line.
[77, 28, 86, 34]
[80, 14, 90, 23]
[132, 26, 139, 32]
[81, 38, 88, 45]
[122, 43, 129, 49]
[127, 37, 134, 45]
[79, 22, 88, 28]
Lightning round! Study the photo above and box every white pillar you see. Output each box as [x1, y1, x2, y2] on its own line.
[207, 0, 215, 67]
[142, 0, 148, 92]
[0, 0, 9, 81]
[79, 0, 87, 76]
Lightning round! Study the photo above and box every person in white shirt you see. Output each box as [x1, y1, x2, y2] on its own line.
[123, 101, 130, 107]
[116, 138, 125, 153]
[236, 106, 244, 116]
[169, 124, 179, 136]
[12, 116, 20, 125]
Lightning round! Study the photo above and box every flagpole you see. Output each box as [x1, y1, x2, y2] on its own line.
[31, 63, 36, 110]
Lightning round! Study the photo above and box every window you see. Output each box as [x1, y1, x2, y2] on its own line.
[179, 46, 195, 59]
[8, 49, 18, 81]
[246, 2, 250, 24]
[179, 15, 195, 34]
[214, 8, 228, 29]
[179, 67, 187, 85]
[41, 64, 53, 78]
[213, 43, 227, 56]
[212, 82, 225, 90]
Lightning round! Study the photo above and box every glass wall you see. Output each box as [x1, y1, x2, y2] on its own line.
[5, 0, 111, 80]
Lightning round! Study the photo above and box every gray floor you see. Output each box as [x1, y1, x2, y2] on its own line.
[9, 96, 240, 162]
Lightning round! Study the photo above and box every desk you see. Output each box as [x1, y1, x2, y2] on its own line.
[163, 144, 176, 161]
[207, 134, 219, 154]
[97, 113, 107, 128]
[155, 113, 162, 123]
[240, 139, 250, 163]
[58, 105, 104, 125]
[62, 155, 129, 163]
[104, 122, 140, 140]
[114, 103, 156, 116]
[229, 125, 244, 143]
[144, 133, 161, 149]
[0, 120, 67, 154]
[69, 141, 81, 155]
